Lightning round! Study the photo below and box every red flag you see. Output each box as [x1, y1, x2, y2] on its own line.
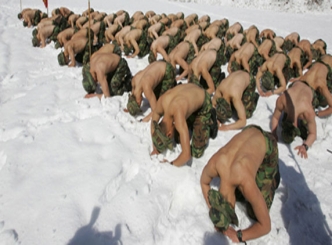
[42, 0, 48, 8]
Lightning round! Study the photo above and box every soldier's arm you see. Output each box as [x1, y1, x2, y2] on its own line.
[67, 45, 76, 67]
[200, 160, 216, 208]
[201, 68, 215, 95]
[272, 68, 287, 95]
[317, 82, 332, 117]
[270, 96, 283, 140]
[150, 101, 163, 155]
[220, 97, 246, 131]
[128, 39, 140, 58]
[255, 66, 265, 96]
[142, 84, 158, 122]
[239, 179, 271, 242]
[171, 111, 191, 166]
[294, 112, 316, 159]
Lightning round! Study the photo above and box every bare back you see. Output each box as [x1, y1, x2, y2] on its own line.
[190, 49, 217, 76]
[159, 83, 206, 119]
[279, 81, 314, 125]
[217, 70, 250, 102]
[209, 127, 266, 190]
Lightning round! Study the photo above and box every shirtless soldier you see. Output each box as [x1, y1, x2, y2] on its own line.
[82, 52, 132, 99]
[169, 41, 195, 81]
[255, 52, 292, 97]
[271, 81, 316, 158]
[125, 60, 176, 122]
[150, 83, 216, 166]
[212, 70, 259, 131]
[290, 61, 332, 118]
[201, 124, 280, 243]
[189, 48, 225, 95]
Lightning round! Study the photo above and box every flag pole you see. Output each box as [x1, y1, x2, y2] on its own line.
[20, 0, 22, 12]
[88, 0, 91, 60]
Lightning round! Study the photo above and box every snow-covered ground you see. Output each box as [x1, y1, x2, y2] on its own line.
[0, 0, 332, 244]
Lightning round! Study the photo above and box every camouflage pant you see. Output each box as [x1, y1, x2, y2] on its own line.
[185, 41, 196, 65]
[167, 35, 178, 54]
[315, 60, 332, 108]
[281, 113, 308, 144]
[248, 48, 264, 76]
[237, 124, 280, 220]
[216, 98, 232, 123]
[148, 51, 156, 64]
[138, 29, 150, 58]
[282, 39, 295, 53]
[268, 39, 277, 58]
[189, 54, 224, 89]
[153, 61, 176, 99]
[187, 90, 213, 158]
[108, 58, 132, 96]
[242, 75, 259, 118]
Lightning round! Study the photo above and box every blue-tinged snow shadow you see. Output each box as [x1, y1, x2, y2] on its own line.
[279, 147, 332, 245]
[67, 206, 122, 245]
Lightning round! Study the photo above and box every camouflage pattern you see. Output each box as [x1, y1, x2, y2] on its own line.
[108, 58, 132, 96]
[138, 29, 150, 58]
[242, 75, 259, 118]
[33, 10, 41, 26]
[248, 48, 264, 76]
[208, 189, 239, 231]
[123, 11, 130, 27]
[152, 61, 176, 99]
[152, 120, 174, 153]
[148, 50, 156, 64]
[81, 28, 97, 65]
[57, 51, 66, 66]
[32, 28, 38, 37]
[50, 26, 61, 42]
[225, 45, 234, 61]
[98, 21, 106, 44]
[54, 41, 61, 49]
[190, 49, 225, 89]
[268, 39, 278, 58]
[281, 114, 304, 144]
[188, 73, 200, 86]
[216, 98, 232, 123]
[261, 70, 275, 91]
[311, 47, 320, 61]
[167, 34, 179, 54]
[82, 63, 96, 93]
[188, 90, 214, 158]
[261, 53, 291, 91]
[240, 124, 280, 220]
[127, 94, 142, 116]
[230, 60, 242, 73]
[185, 41, 196, 65]
[282, 53, 293, 81]
[113, 44, 122, 56]
[32, 36, 39, 47]
[226, 33, 234, 43]
[196, 34, 210, 50]
[23, 21, 28, 27]
[220, 19, 229, 36]
[18, 13, 22, 19]
[282, 39, 295, 53]
[123, 44, 132, 56]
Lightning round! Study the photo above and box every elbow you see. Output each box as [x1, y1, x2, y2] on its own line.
[264, 222, 272, 235]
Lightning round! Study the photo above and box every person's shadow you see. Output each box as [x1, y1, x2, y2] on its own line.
[279, 146, 332, 244]
[67, 206, 122, 245]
